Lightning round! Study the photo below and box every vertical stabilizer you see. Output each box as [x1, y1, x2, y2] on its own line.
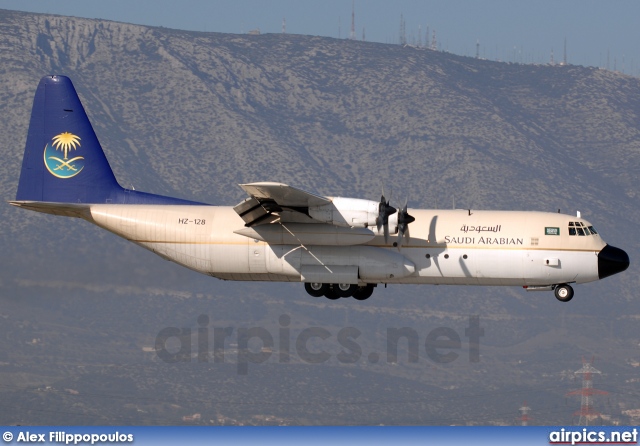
[16, 75, 121, 203]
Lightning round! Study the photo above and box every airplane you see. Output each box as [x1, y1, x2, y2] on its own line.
[10, 75, 630, 302]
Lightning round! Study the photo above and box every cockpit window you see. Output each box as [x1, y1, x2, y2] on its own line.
[569, 222, 595, 236]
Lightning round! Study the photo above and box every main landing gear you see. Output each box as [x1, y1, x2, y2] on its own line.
[553, 283, 574, 302]
[304, 283, 376, 301]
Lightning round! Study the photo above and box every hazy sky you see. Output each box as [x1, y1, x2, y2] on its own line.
[1, 0, 639, 74]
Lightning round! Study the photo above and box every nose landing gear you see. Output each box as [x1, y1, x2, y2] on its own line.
[554, 284, 574, 302]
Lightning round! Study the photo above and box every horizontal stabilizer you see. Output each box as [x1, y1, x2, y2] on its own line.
[9, 201, 91, 219]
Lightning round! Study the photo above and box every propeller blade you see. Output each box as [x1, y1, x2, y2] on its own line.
[384, 222, 390, 244]
[396, 199, 415, 250]
[396, 230, 404, 249]
[375, 191, 396, 244]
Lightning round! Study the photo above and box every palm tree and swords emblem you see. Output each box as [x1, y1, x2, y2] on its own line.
[43, 132, 85, 178]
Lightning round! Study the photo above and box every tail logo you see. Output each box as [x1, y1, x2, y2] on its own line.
[43, 132, 85, 178]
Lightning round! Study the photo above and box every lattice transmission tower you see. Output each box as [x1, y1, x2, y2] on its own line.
[519, 401, 531, 426]
[567, 357, 608, 425]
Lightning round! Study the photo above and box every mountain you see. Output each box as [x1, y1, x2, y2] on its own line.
[0, 9, 638, 425]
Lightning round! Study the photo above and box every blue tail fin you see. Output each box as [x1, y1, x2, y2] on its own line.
[16, 75, 121, 203]
[16, 75, 204, 205]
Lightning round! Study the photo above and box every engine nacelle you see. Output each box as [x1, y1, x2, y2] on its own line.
[309, 197, 379, 228]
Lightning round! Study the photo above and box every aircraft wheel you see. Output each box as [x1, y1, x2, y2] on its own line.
[554, 284, 574, 302]
[353, 284, 375, 301]
[324, 286, 341, 300]
[305, 282, 327, 297]
[336, 283, 358, 298]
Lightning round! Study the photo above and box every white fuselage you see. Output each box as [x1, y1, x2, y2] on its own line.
[86, 205, 605, 287]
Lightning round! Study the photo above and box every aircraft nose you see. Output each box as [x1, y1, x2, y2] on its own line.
[598, 245, 630, 280]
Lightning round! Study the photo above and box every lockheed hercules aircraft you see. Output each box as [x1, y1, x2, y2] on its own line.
[11, 76, 630, 301]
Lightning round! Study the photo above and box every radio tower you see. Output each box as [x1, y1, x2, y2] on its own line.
[282, 17, 286, 34]
[519, 401, 531, 426]
[350, 0, 356, 40]
[567, 357, 608, 425]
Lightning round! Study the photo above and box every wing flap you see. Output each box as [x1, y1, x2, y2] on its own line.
[233, 197, 280, 226]
[235, 182, 331, 226]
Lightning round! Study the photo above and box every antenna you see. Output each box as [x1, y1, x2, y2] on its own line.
[350, 0, 356, 40]
[282, 17, 286, 34]
[563, 37, 567, 65]
[476, 40, 480, 59]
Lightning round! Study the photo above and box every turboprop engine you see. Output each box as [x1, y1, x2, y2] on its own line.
[308, 197, 382, 229]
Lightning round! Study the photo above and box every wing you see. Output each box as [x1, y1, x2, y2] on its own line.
[234, 182, 331, 226]
[239, 182, 330, 207]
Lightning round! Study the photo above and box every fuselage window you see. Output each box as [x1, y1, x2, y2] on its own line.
[576, 227, 586, 236]
[569, 222, 575, 226]
[588, 226, 598, 235]
[569, 227, 576, 236]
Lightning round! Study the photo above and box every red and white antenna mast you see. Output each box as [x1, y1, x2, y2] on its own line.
[519, 401, 531, 426]
[567, 357, 608, 425]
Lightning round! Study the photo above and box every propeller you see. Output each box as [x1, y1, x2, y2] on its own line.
[396, 199, 415, 249]
[375, 190, 397, 244]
